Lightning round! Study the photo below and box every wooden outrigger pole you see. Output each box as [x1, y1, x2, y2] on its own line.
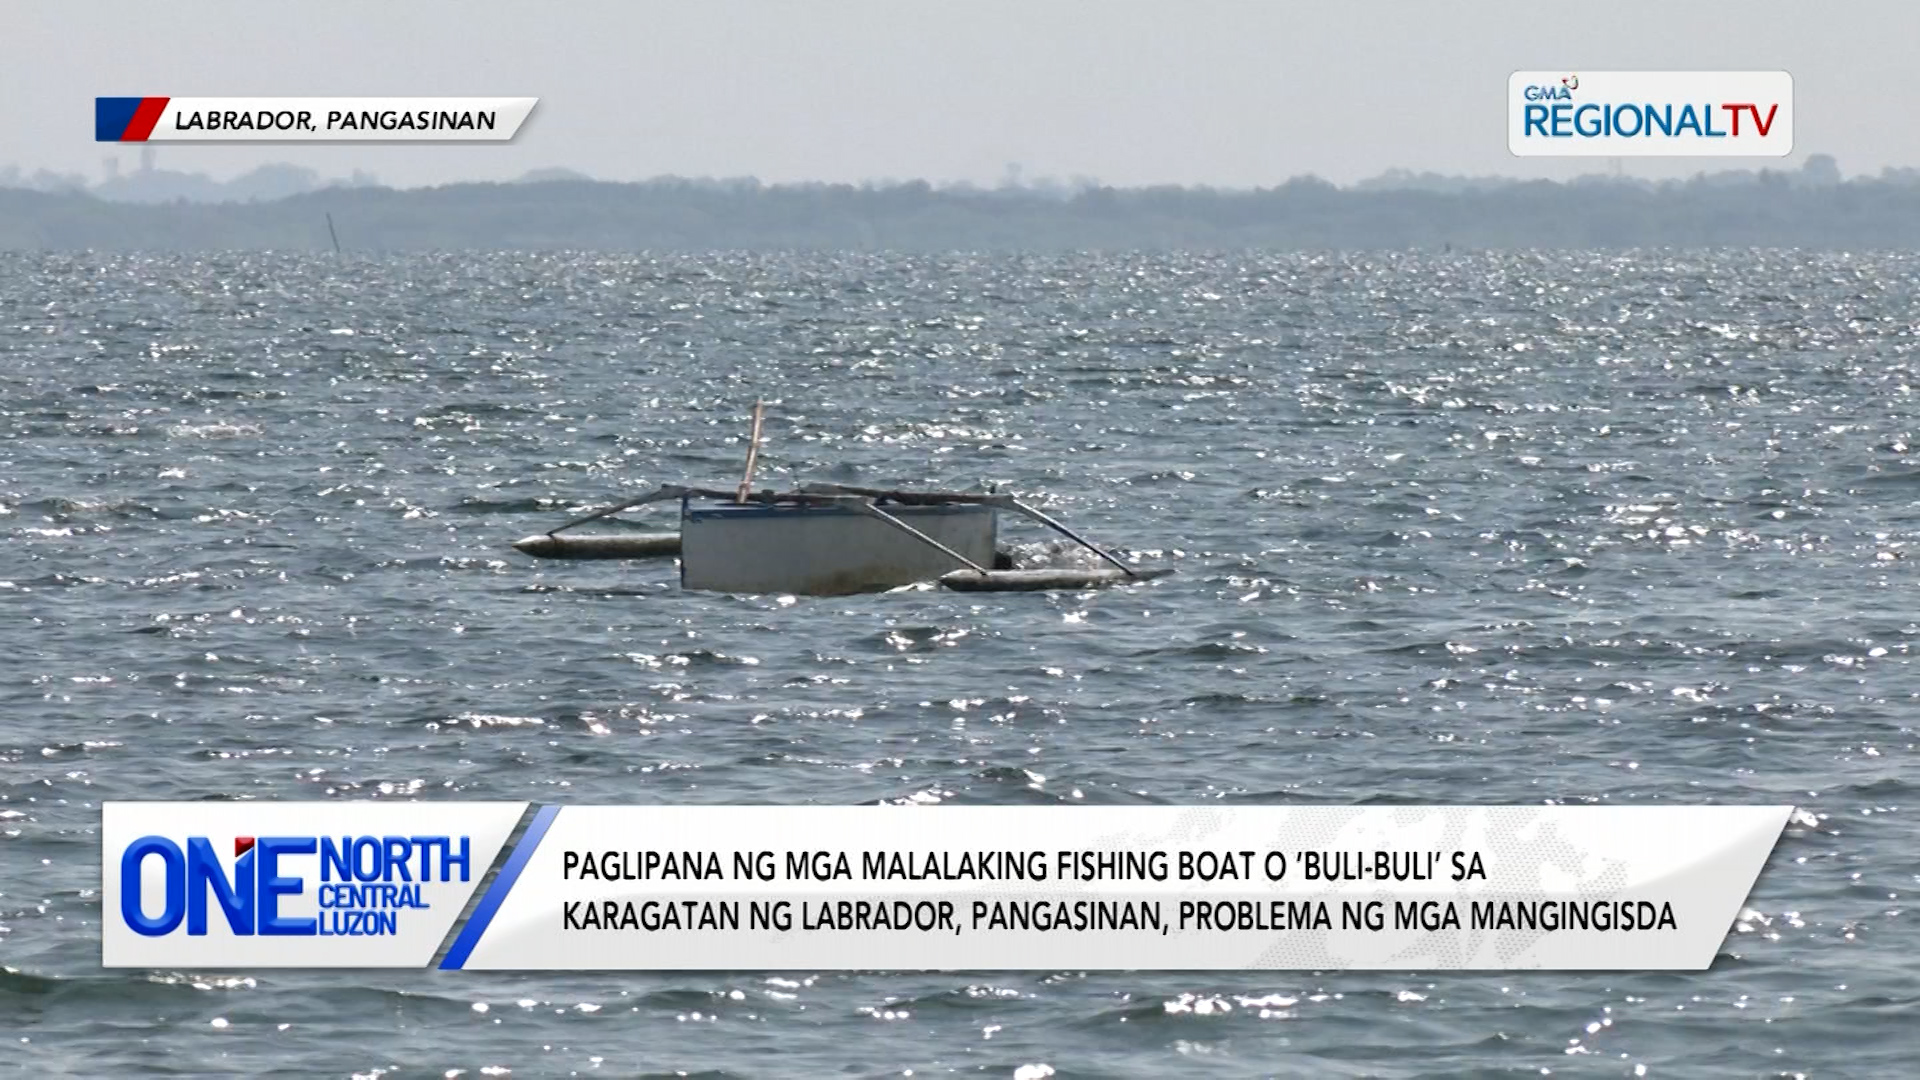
[799, 483, 1137, 578]
[852, 501, 990, 574]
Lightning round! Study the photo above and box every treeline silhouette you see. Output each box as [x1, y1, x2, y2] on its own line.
[5, 162, 1920, 250]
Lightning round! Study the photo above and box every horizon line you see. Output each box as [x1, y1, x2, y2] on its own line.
[0, 153, 1879, 202]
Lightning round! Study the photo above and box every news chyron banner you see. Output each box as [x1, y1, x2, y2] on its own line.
[102, 802, 527, 968]
[1509, 71, 1792, 156]
[95, 98, 537, 142]
[103, 804, 1791, 971]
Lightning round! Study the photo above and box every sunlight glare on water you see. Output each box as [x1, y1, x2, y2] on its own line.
[2, 249, 1918, 1077]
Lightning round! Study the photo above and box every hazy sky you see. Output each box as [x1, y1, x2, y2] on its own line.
[6, 1, 1914, 189]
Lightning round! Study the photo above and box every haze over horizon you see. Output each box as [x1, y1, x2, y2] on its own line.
[5, 1, 1915, 192]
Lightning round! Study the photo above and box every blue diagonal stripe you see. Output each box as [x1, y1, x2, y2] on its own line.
[439, 804, 559, 970]
[96, 98, 142, 142]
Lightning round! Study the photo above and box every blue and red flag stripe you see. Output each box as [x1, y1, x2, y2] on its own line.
[95, 97, 171, 141]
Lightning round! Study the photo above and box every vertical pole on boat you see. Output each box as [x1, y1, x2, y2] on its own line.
[325, 213, 342, 255]
[735, 400, 765, 503]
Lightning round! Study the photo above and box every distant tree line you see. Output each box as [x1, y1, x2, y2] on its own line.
[4, 156, 1920, 250]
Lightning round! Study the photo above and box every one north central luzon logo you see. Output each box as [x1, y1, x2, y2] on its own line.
[1521, 75, 1781, 140]
[119, 834, 471, 937]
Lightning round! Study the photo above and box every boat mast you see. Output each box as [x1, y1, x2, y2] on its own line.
[735, 400, 765, 503]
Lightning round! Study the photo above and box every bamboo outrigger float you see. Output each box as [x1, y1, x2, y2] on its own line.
[508, 403, 1172, 595]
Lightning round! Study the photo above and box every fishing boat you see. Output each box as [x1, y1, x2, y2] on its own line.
[508, 403, 1172, 595]
[680, 493, 997, 595]
[511, 482, 1170, 595]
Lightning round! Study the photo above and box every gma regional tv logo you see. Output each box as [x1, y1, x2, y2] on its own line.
[103, 802, 525, 968]
[1508, 71, 1792, 157]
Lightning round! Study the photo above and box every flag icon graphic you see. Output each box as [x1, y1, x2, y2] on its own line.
[96, 97, 172, 141]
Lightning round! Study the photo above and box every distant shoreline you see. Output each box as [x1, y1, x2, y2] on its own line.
[5, 161, 1918, 250]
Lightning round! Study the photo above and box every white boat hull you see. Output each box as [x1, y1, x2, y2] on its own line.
[679, 501, 998, 595]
